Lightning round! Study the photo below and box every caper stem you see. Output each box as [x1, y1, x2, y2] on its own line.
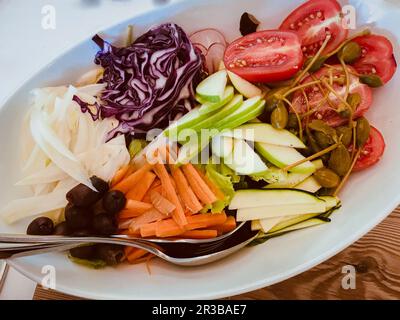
[301, 88, 310, 126]
[290, 35, 332, 88]
[326, 29, 371, 58]
[351, 123, 357, 159]
[282, 97, 303, 141]
[282, 143, 339, 172]
[333, 148, 362, 196]
[339, 57, 350, 102]
[310, 75, 337, 110]
[282, 80, 321, 98]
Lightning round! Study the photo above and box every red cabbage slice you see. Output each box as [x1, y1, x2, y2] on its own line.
[79, 23, 203, 140]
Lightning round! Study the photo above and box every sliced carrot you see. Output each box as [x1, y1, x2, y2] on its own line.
[170, 166, 203, 213]
[119, 229, 141, 236]
[150, 190, 175, 215]
[154, 163, 187, 228]
[155, 219, 185, 237]
[140, 221, 157, 237]
[187, 212, 227, 228]
[126, 171, 156, 201]
[118, 218, 134, 229]
[194, 167, 225, 201]
[142, 183, 162, 203]
[113, 163, 153, 193]
[129, 208, 168, 232]
[119, 200, 153, 219]
[213, 216, 237, 235]
[180, 229, 218, 239]
[111, 165, 131, 187]
[126, 248, 148, 263]
[182, 164, 217, 205]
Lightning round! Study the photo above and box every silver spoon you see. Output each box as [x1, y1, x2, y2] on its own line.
[0, 222, 259, 266]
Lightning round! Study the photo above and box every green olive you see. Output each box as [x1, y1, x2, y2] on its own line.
[346, 93, 361, 111]
[314, 131, 335, 149]
[356, 117, 371, 147]
[314, 168, 341, 188]
[287, 113, 299, 130]
[328, 144, 351, 177]
[271, 103, 288, 129]
[359, 74, 384, 88]
[336, 126, 353, 147]
[339, 42, 362, 64]
[264, 95, 280, 113]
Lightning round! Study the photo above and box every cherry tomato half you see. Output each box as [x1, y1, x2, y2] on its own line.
[224, 30, 304, 83]
[280, 0, 348, 58]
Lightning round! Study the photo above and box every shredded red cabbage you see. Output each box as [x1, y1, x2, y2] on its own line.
[76, 23, 203, 139]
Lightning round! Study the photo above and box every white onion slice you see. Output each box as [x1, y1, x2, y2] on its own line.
[205, 42, 226, 74]
[189, 28, 227, 50]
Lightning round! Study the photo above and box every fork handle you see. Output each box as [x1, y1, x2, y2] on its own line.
[0, 243, 81, 259]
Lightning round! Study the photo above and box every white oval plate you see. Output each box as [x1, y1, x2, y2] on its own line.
[1, 0, 400, 300]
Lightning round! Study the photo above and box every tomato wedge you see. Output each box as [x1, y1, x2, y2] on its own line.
[352, 126, 385, 171]
[280, 0, 348, 58]
[291, 65, 372, 127]
[351, 35, 397, 84]
[223, 30, 304, 83]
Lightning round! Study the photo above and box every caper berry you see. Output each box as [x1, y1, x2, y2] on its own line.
[90, 176, 109, 195]
[307, 56, 328, 73]
[66, 183, 102, 207]
[27, 217, 54, 235]
[271, 102, 288, 129]
[314, 131, 335, 149]
[339, 108, 351, 119]
[93, 213, 118, 236]
[356, 117, 371, 147]
[336, 126, 353, 147]
[102, 190, 126, 215]
[314, 168, 341, 188]
[347, 93, 361, 111]
[65, 203, 92, 230]
[328, 144, 351, 176]
[339, 41, 362, 64]
[359, 74, 383, 88]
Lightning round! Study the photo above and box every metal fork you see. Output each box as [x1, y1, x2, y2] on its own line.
[0, 222, 259, 266]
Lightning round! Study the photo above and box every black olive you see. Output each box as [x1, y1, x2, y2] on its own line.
[96, 244, 124, 266]
[52, 221, 70, 236]
[27, 217, 54, 235]
[90, 176, 109, 195]
[102, 190, 126, 215]
[66, 183, 101, 207]
[92, 199, 108, 216]
[69, 245, 97, 260]
[93, 213, 117, 235]
[65, 203, 92, 230]
[240, 12, 260, 36]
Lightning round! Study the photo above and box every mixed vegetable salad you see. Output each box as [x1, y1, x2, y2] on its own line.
[0, 0, 396, 268]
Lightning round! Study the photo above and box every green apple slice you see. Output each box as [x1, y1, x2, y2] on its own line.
[198, 85, 234, 115]
[214, 96, 263, 130]
[195, 70, 227, 103]
[227, 70, 262, 98]
[211, 135, 234, 158]
[221, 123, 306, 148]
[224, 139, 268, 175]
[255, 143, 316, 174]
[295, 176, 322, 193]
[229, 189, 324, 209]
[191, 95, 243, 132]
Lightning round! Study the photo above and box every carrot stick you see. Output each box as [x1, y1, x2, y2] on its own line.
[126, 248, 148, 263]
[182, 164, 217, 205]
[143, 212, 227, 238]
[113, 163, 153, 193]
[126, 171, 156, 201]
[194, 167, 225, 201]
[118, 200, 153, 218]
[213, 216, 237, 235]
[111, 165, 130, 187]
[170, 166, 203, 213]
[154, 163, 187, 228]
[129, 208, 168, 233]
[180, 229, 218, 239]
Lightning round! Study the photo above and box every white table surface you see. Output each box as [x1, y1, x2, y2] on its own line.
[0, 0, 178, 300]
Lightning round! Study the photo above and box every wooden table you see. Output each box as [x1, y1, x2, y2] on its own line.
[34, 207, 400, 300]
